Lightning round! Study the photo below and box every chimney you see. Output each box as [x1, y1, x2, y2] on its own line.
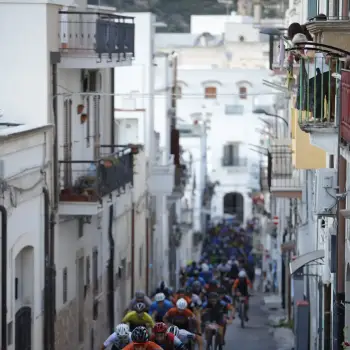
[0, 0, 65, 125]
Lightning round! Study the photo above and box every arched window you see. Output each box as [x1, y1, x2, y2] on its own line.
[239, 86, 247, 99]
[205, 86, 217, 99]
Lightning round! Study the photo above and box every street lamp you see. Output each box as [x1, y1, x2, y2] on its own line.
[253, 108, 289, 127]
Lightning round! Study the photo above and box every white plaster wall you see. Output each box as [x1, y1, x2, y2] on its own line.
[0, 126, 53, 350]
[0, 2, 64, 126]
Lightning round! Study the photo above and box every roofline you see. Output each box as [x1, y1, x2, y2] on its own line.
[0, 124, 54, 141]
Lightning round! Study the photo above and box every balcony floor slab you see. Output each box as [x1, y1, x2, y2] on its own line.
[58, 201, 103, 216]
[58, 54, 132, 69]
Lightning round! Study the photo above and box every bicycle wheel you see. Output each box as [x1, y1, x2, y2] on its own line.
[214, 331, 223, 350]
[240, 303, 245, 328]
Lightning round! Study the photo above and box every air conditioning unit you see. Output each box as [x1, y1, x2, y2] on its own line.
[313, 168, 337, 216]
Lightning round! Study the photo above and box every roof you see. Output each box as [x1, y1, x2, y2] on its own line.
[0, 124, 54, 140]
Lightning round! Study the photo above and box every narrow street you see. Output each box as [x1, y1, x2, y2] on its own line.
[225, 295, 276, 350]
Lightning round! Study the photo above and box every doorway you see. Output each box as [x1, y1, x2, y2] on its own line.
[223, 192, 244, 222]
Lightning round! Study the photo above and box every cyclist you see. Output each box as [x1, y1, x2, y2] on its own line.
[163, 298, 198, 333]
[122, 326, 161, 350]
[232, 270, 252, 321]
[126, 291, 152, 314]
[186, 271, 205, 288]
[191, 281, 203, 297]
[149, 293, 174, 322]
[204, 279, 220, 295]
[100, 323, 131, 350]
[173, 288, 192, 306]
[201, 292, 233, 346]
[153, 281, 173, 300]
[122, 302, 155, 331]
[199, 263, 213, 284]
[168, 325, 204, 350]
[150, 322, 185, 350]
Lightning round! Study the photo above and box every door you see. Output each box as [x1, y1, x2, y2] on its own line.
[15, 306, 31, 350]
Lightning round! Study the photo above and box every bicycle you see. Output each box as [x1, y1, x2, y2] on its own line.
[204, 323, 222, 350]
[237, 295, 248, 328]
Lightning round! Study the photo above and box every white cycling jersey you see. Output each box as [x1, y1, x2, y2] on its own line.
[177, 329, 196, 344]
[103, 331, 132, 349]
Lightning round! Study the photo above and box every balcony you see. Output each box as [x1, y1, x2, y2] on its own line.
[269, 145, 302, 198]
[58, 147, 135, 216]
[221, 157, 248, 170]
[58, 11, 135, 69]
[297, 56, 339, 153]
[259, 164, 270, 192]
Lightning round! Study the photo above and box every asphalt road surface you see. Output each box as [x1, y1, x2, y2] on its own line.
[225, 295, 276, 350]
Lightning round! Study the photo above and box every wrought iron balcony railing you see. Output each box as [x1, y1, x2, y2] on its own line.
[59, 146, 135, 203]
[297, 56, 340, 131]
[59, 11, 135, 60]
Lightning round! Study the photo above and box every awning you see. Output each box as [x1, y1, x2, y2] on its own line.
[289, 249, 325, 275]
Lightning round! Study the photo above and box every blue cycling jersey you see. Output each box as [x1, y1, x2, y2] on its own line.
[199, 271, 213, 283]
[202, 300, 227, 309]
[186, 277, 206, 287]
[149, 300, 173, 318]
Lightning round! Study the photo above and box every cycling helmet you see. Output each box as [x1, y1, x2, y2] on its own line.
[153, 322, 168, 334]
[135, 291, 145, 299]
[155, 293, 166, 302]
[201, 263, 209, 272]
[115, 323, 130, 336]
[134, 302, 146, 312]
[192, 280, 202, 290]
[131, 326, 149, 343]
[193, 270, 199, 277]
[185, 286, 192, 295]
[176, 298, 188, 310]
[239, 270, 247, 278]
[209, 279, 219, 286]
[167, 325, 180, 337]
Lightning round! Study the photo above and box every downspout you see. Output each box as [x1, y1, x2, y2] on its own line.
[281, 229, 288, 309]
[107, 205, 115, 333]
[146, 216, 150, 295]
[110, 68, 115, 153]
[0, 205, 7, 350]
[131, 203, 135, 298]
[43, 188, 50, 350]
[50, 60, 59, 350]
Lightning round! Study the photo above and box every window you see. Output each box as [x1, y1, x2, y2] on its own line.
[225, 105, 244, 115]
[239, 86, 247, 99]
[92, 249, 98, 295]
[78, 218, 84, 238]
[82, 70, 101, 93]
[63, 267, 68, 303]
[222, 143, 243, 166]
[205, 86, 217, 99]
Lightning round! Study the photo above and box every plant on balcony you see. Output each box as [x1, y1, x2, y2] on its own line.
[80, 113, 88, 124]
[100, 156, 119, 167]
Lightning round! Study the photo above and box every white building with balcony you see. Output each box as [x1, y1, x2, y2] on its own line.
[0, 0, 139, 349]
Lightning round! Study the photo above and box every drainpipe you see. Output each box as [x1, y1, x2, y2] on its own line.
[107, 205, 115, 333]
[43, 188, 50, 350]
[50, 58, 58, 350]
[335, 156, 346, 349]
[131, 203, 135, 298]
[281, 229, 288, 309]
[146, 216, 150, 295]
[0, 205, 7, 350]
[110, 68, 115, 153]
